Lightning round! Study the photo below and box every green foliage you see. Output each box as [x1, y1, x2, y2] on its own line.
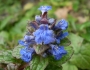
[0, 31, 9, 45]
[68, 33, 83, 53]
[62, 62, 78, 70]
[60, 38, 71, 46]
[81, 33, 90, 42]
[24, 66, 31, 70]
[30, 56, 48, 70]
[12, 45, 23, 59]
[0, 49, 22, 65]
[79, 21, 90, 30]
[0, 16, 13, 30]
[0, 50, 15, 64]
[72, 1, 79, 11]
[68, 33, 90, 69]
[70, 44, 90, 69]
[45, 63, 62, 70]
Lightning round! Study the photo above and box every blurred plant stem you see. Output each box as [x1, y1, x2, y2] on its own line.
[71, 21, 77, 32]
[89, 9, 90, 20]
[0, 63, 7, 70]
[18, 62, 29, 70]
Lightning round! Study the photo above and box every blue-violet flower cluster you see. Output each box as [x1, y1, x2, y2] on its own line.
[19, 6, 68, 62]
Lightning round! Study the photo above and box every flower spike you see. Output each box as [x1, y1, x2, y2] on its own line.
[18, 6, 69, 62]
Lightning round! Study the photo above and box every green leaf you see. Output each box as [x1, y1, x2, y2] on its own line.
[45, 63, 62, 70]
[79, 21, 90, 30]
[0, 16, 12, 30]
[50, 0, 60, 6]
[0, 31, 9, 45]
[24, 66, 31, 70]
[49, 46, 73, 67]
[81, 33, 90, 42]
[80, 27, 90, 42]
[70, 44, 90, 69]
[67, 15, 77, 31]
[62, 62, 78, 70]
[12, 45, 23, 59]
[60, 38, 71, 46]
[68, 33, 83, 53]
[0, 50, 15, 64]
[73, 1, 79, 11]
[30, 55, 48, 70]
[68, 33, 90, 69]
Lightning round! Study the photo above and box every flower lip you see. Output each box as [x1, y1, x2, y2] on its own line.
[33, 24, 55, 44]
[55, 19, 68, 30]
[49, 44, 67, 60]
[20, 47, 35, 62]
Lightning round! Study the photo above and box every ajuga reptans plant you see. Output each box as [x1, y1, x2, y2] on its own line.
[19, 6, 69, 62]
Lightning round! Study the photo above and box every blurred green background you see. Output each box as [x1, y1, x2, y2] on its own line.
[0, 0, 90, 70]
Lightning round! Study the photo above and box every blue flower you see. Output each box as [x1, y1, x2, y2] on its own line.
[56, 32, 68, 43]
[38, 6, 52, 14]
[18, 35, 35, 47]
[33, 24, 55, 44]
[55, 19, 68, 30]
[49, 45, 67, 60]
[20, 47, 34, 62]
